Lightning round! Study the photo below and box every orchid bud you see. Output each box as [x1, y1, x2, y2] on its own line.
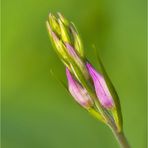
[65, 43, 89, 81]
[86, 62, 114, 109]
[65, 43, 84, 68]
[66, 68, 93, 109]
[70, 23, 84, 58]
[48, 13, 61, 36]
[46, 21, 68, 60]
[57, 12, 69, 26]
[58, 19, 71, 43]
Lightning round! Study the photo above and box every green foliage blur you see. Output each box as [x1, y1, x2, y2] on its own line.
[2, 0, 147, 147]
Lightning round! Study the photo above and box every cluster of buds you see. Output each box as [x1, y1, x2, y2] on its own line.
[46, 13, 123, 132]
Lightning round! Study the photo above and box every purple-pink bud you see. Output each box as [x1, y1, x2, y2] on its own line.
[65, 43, 89, 80]
[65, 43, 83, 65]
[86, 62, 114, 109]
[66, 68, 93, 109]
[65, 43, 77, 57]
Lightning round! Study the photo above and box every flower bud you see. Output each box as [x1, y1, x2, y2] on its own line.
[58, 19, 71, 43]
[46, 21, 68, 60]
[65, 43, 83, 65]
[86, 62, 114, 109]
[66, 68, 93, 109]
[65, 43, 89, 80]
[48, 13, 61, 36]
[47, 13, 84, 59]
[70, 23, 84, 58]
[57, 12, 69, 26]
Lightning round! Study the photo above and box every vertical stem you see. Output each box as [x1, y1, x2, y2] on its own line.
[91, 95, 130, 148]
[109, 125, 130, 148]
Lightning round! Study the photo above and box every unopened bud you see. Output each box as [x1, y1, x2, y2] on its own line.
[46, 21, 68, 61]
[65, 43, 89, 80]
[70, 23, 84, 58]
[57, 12, 69, 26]
[66, 68, 93, 109]
[48, 13, 61, 36]
[86, 62, 114, 109]
[58, 19, 71, 43]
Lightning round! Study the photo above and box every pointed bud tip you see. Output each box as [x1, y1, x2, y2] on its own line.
[48, 13, 53, 20]
[86, 62, 90, 68]
[46, 20, 50, 28]
[57, 12, 69, 26]
[57, 12, 62, 18]
[70, 24, 84, 58]
[57, 18, 71, 43]
[66, 67, 71, 79]
[46, 21, 52, 34]
[65, 43, 76, 56]
[86, 62, 114, 109]
[46, 22, 59, 41]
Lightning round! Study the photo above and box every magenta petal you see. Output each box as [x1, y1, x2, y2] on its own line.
[66, 68, 93, 109]
[86, 62, 114, 109]
[65, 43, 77, 58]
[65, 43, 84, 66]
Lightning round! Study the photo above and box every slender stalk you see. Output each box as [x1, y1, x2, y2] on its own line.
[94, 99, 130, 148]
[108, 124, 130, 148]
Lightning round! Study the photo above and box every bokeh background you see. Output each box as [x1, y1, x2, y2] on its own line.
[2, 0, 147, 147]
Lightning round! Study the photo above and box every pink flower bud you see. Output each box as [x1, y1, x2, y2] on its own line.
[65, 43, 89, 80]
[86, 62, 114, 109]
[65, 43, 82, 64]
[66, 68, 93, 109]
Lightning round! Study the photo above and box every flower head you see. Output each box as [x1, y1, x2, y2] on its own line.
[47, 13, 123, 132]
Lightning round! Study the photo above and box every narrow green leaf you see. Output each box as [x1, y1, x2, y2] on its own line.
[50, 69, 70, 95]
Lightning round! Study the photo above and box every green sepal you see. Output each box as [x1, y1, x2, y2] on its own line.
[94, 46, 123, 132]
[46, 21, 69, 67]
[111, 108, 122, 132]
[69, 59, 88, 89]
[88, 107, 106, 123]
[57, 12, 69, 26]
[70, 23, 84, 58]
[48, 13, 61, 36]
[58, 19, 71, 43]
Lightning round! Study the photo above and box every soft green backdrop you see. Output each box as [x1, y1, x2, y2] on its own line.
[2, 0, 147, 148]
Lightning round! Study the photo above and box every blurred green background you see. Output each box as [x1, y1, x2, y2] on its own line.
[2, 0, 147, 147]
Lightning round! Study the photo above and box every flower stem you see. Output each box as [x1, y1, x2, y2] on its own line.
[109, 125, 130, 148]
[89, 94, 130, 148]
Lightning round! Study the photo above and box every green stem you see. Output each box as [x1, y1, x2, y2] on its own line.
[109, 124, 130, 148]
[94, 100, 130, 148]
[87, 90, 130, 148]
